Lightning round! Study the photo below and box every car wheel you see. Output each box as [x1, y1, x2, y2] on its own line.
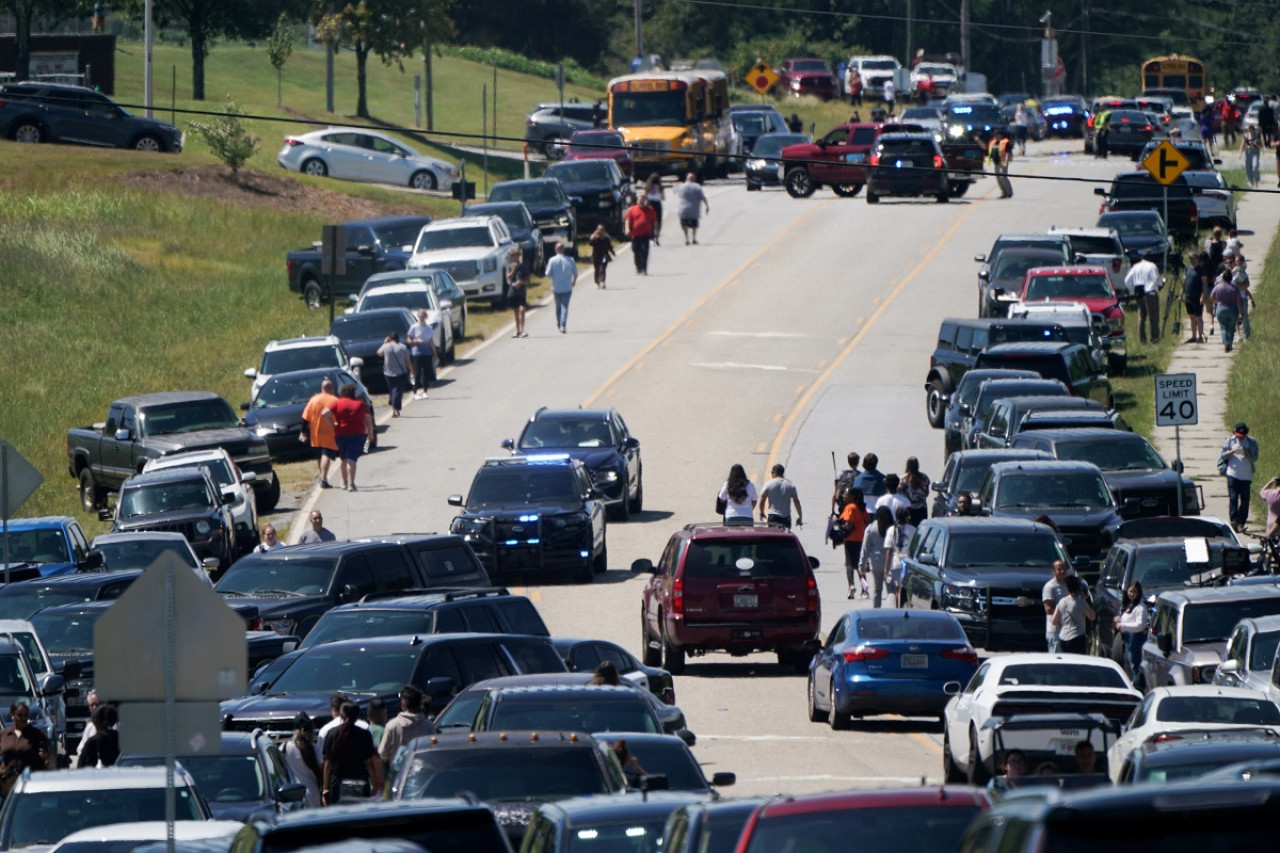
[446, 330, 456, 363]
[942, 726, 966, 783]
[926, 378, 946, 428]
[302, 158, 328, 177]
[661, 625, 685, 675]
[641, 616, 662, 667]
[784, 167, 817, 199]
[628, 470, 644, 514]
[577, 552, 595, 584]
[132, 134, 164, 152]
[457, 303, 468, 340]
[13, 122, 43, 144]
[746, 180, 760, 192]
[967, 726, 990, 785]
[609, 494, 631, 522]
[1109, 354, 1127, 376]
[936, 191, 950, 203]
[807, 674, 828, 722]
[79, 469, 103, 512]
[832, 183, 863, 198]
[257, 478, 281, 514]
[828, 678, 851, 730]
[302, 280, 323, 310]
[949, 181, 970, 198]
[543, 136, 568, 159]
[865, 191, 879, 204]
[593, 541, 608, 574]
[409, 170, 438, 191]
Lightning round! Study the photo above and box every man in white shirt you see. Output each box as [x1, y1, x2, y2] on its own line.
[1124, 251, 1163, 344]
[315, 692, 369, 763]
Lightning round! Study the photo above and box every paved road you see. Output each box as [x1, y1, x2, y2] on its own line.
[303, 138, 1245, 796]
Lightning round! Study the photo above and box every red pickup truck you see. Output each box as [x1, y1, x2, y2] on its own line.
[781, 122, 985, 199]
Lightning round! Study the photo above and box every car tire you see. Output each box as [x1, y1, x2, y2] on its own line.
[926, 378, 947, 428]
[832, 183, 863, 198]
[866, 191, 879, 204]
[807, 674, 828, 723]
[784, 167, 817, 199]
[446, 330, 457, 363]
[949, 181, 970, 198]
[79, 468, 103, 512]
[789, 648, 812, 674]
[609, 494, 631, 522]
[302, 158, 328, 177]
[1109, 354, 1127, 376]
[543, 136, 568, 159]
[457, 303, 468, 340]
[13, 122, 43, 144]
[942, 726, 966, 783]
[661, 625, 685, 675]
[967, 726, 990, 785]
[409, 170, 438, 191]
[578, 553, 595, 584]
[936, 191, 950, 203]
[257, 477, 281, 514]
[746, 180, 760, 192]
[132, 134, 164, 152]
[642, 617, 662, 668]
[628, 472, 644, 515]
[593, 541, 608, 574]
[828, 678, 851, 730]
[302, 280, 323, 310]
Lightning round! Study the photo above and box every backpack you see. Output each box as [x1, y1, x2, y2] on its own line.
[834, 468, 856, 499]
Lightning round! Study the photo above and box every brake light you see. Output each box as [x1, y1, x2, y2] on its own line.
[933, 154, 945, 169]
[843, 645, 889, 662]
[284, 137, 304, 147]
[807, 575, 818, 613]
[672, 576, 683, 616]
[941, 646, 979, 666]
[1190, 206, 1198, 223]
[1151, 733, 1183, 743]
[870, 153, 881, 166]
[1142, 125, 1153, 132]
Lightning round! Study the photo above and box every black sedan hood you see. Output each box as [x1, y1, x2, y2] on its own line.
[459, 499, 589, 517]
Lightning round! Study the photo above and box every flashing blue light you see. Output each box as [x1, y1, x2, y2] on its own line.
[518, 514, 539, 522]
[580, 550, 590, 558]
[1045, 106, 1073, 116]
[952, 106, 974, 114]
[524, 453, 572, 464]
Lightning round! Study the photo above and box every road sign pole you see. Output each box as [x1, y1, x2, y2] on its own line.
[164, 564, 175, 853]
[2, 444, 9, 586]
[1175, 424, 1184, 514]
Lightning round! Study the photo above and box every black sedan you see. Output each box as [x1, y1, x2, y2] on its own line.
[745, 132, 810, 191]
[502, 407, 643, 521]
[544, 159, 630, 235]
[1097, 210, 1179, 271]
[240, 367, 374, 460]
[328, 307, 415, 393]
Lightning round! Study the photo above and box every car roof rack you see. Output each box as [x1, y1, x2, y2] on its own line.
[357, 586, 511, 603]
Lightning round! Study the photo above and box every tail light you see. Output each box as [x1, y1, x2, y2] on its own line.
[870, 153, 881, 166]
[807, 575, 818, 613]
[1112, 258, 1122, 273]
[842, 645, 889, 662]
[1151, 733, 1183, 743]
[247, 617, 266, 631]
[672, 576, 684, 616]
[283, 137, 304, 147]
[1142, 125, 1153, 132]
[1190, 206, 1198, 223]
[933, 154, 946, 169]
[941, 646, 979, 666]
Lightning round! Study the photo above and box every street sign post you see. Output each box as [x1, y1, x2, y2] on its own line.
[0, 441, 44, 585]
[747, 61, 778, 97]
[1155, 372, 1197, 503]
[1141, 141, 1190, 274]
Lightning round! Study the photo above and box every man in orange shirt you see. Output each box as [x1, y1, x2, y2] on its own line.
[301, 378, 339, 488]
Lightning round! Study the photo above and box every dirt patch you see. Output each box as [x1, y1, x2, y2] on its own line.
[116, 165, 424, 220]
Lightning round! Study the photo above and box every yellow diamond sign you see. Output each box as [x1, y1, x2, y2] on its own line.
[1142, 140, 1191, 186]
[747, 61, 779, 95]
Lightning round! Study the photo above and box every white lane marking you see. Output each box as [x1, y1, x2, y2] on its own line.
[690, 362, 792, 372]
[708, 331, 808, 338]
[756, 775, 930, 783]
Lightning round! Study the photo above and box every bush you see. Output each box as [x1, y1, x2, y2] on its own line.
[188, 98, 259, 176]
[440, 45, 608, 90]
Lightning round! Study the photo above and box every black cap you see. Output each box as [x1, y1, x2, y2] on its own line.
[1236, 422, 1249, 433]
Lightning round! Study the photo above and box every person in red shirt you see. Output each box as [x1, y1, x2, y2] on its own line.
[322, 383, 374, 491]
[623, 195, 657, 275]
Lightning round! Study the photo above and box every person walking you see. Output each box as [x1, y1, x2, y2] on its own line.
[1207, 265, 1243, 351]
[321, 702, 382, 805]
[282, 713, 323, 808]
[717, 464, 757, 526]
[505, 247, 530, 337]
[852, 453, 887, 504]
[1114, 581, 1148, 681]
[254, 523, 284, 552]
[831, 452, 859, 515]
[91, 1, 105, 33]
[1241, 122, 1263, 188]
[1199, 108, 1216, 154]
[378, 685, 434, 774]
[787, 112, 803, 133]
[642, 174, 665, 244]
[1042, 559, 1070, 653]
[1182, 251, 1208, 343]
[875, 473, 909, 517]
[76, 704, 119, 768]
[672, 172, 709, 245]
[623, 195, 657, 275]
[846, 66, 863, 106]
[883, 506, 915, 604]
[1125, 251, 1163, 344]
[883, 78, 896, 115]
[545, 242, 578, 333]
[1013, 104, 1029, 155]
[758, 464, 803, 530]
[376, 332, 411, 417]
[1260, 96, 1276, 149]
[1230, 252, 1255, 341]
[1093, 108, 1111, 159]
[300, 378, 339, 488]
[406, 309, 436, 396]
[838, 487, 870, 598]
[901, 457, 930, 526]
[860, 506, 893, 607]
[0, 701, 53, 794]
[1052, 575, 1095, 654]
[1220, 422, 1259, 532]
[1204, 226, 1226, 270]
[323, 383, 374, 491]
[988, 130, 1013, 198]
[298, 510, 336, 544]
[587, 224, 614, 288]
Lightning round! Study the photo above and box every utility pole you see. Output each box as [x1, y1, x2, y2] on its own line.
[906, 0, 913, 69]
[960, 0, 970, 76]
[1081, 0, 1090, 96]
[634, 0, 643, 62]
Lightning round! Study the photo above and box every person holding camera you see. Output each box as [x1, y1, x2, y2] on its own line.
[0, 701, 53, 795]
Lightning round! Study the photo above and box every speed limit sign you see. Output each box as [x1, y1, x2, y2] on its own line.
[1155, 373, 1198, 426]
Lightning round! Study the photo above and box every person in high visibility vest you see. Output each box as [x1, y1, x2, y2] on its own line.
[988, 130, 1013, 198]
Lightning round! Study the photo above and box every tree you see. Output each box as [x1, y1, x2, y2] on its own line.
[266, 13, 295, 107]
[187, 97, 259, 178]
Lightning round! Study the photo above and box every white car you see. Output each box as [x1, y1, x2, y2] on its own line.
[911, 62, 960, 96]
[355, 268, 469, 343]
[347, 282, 456, 362]
[141, 448, 259, 556]
[1106, 685, 1280, 782]
[245, 335, 361, 397]
[942, 653, 1141, 785]
[277, 127, 460, 191]
[1243, 101, 1263, 131]
[407, 215, 515, 306]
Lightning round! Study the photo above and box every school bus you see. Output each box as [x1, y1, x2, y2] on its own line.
[1140, 55, 1207, 112]
[607, 70, 732, 179]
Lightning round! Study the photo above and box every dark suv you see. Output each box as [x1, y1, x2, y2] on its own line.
[971, 395, 1117, 449]
[486, 178, 578, 256]
[524, 101, 602, 158]
[973, 342, 1114, 408]
[0, 82, 183, 152]
[866, 132, 950, 203]
[449, 456, 608, 584]
[940, 369, 1038, 454]
[633, 522, 821, 674]
[104, 467, 236, 569]
[502, 407, 642, 521]
[974, 233, 1074, 316]
[543, 159, 630, 235]
[1096, 172, 1198, 240]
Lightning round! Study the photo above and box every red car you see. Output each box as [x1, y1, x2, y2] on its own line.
[633, 522, 820, 675]
[1019, 265, 1126, 355]
[777, 58, 839, 100]
[563, 129, 634, 179]
[733, 787, 991, 853]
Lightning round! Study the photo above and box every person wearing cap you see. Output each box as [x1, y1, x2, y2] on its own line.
[1221, 422, 1259, 533]
[1125, 250, 1163, 344]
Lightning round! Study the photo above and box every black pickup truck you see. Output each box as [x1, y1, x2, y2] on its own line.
[67, 392, 278, 514]
[1095, 172, 1198, 242]
[286, 216, 431, 308]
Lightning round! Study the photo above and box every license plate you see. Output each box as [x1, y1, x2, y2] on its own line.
[734, 594, 758, 608]
[901, 654, 928, 668]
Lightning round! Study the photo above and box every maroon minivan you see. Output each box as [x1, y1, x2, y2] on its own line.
[633, 523, 821, 674]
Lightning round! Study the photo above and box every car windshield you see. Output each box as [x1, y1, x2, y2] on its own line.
[994, 252, 1063, 281]
[1184, 599, 1280, 644]
[854, 614, 967, 642]
[997, 663, 1128, 687]
[414, 227, 494, 252]
[253, 374, 334, 409]
[732, 114, 771, 133]
[1026, 274, 1114, 300]
[862, 60, 896, 71]
[331, 314, 410, 341]
[1130, 547, 1233, 589]
[973, 383, 1066, 418]
[160, 457, 233, 489]
[117, 480, 214, 518]
[93, 539, 198, 571]
[917, 65, 952, 76]
[400, 746, 612, 801]
[470, 206, 531, 231]
[750, 134, 807, 157]
[548, 161, 611, 182]
[996, 472, 1113, 509]
[267, 646, 421, 695]
[791, 60, 829, 72]
[1155, 695, 1280, 725]
[611, 90, 688, 127]
[359, 290, 433, 313]
[261, 346, 340, 375]
[683, 538, 808, 579]
[740, 805, 981, 853]
[0, 656, 33, 704]
[521, 419, 614, 449]
[901, 108, 940, 120]
[948, 105, 1002, 123]
[119, 754, 266, 803]
[1252, 629, 1280, 672]
[215, 556, 336, 596]
[946, 533, 1064, 568]
[0, 589, 100, 621]
[29, 609, 99, 654]
[989, 325, 1069, 345]
[5, 786, 205, 847]
[1069, 236, 1121, 256]
[372, 221, 429, 248]
[141, 398, 239, 436]
[1055, 438, 1165, 471]
[1100, 215, 1165, 237]
[600, 737, 704, 790]
[1182, 172, 1225, 189]
[302, 610, 434, 649]
[489, 695, 658, 734]
[465, 467, 578, 508]
[569, 132, 624, 153]
[1, 531, 68, 565]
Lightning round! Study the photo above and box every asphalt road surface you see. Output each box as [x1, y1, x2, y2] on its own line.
[307, 139, 1168, 796]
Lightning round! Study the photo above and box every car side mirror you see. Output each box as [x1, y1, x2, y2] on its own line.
[347, 294, 359, 303]
[977, 270, 990, 282]
[61, 660, 83, 681]
[1218, 659, 1240, 675]
[240, 402, 250, 411]
[711, 771, 736, 787]
[640, 773, 670, 792]
[943, 681, 962, 696]
[244, 368, 257, 379]
[957, 404, 971, 417]
[222, 492, 237, 505]
[98, 509, 113, 522]
[501, 438, 515, 450]
[276, 782, 307, 803]
[917, 553, 938, 566]
[78, 551, 104, 572]
[631, 558, 656, 574]
[675, 729, 696, 747]
[808, 555, 820, 570]
[447, 495, 464, 507]
[974, 254, 987, 263]
[338, 584, 360, 603]
[114, 428, 132, 441]
[424, 675, 457, 699]
[1073, 556, 1090, 570]
[1157, 632, 1174, 656]
[349, 357, 364, 369]
[37, 674, 64, 697]
[1120, 498, 1140, 518]
[1093, 187, 1106, 197]
[241, 471, 258, 484]
[625, 437, 640, 450]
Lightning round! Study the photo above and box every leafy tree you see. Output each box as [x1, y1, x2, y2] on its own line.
[266, 13, 295, 107]
[188, 97, 258, 178]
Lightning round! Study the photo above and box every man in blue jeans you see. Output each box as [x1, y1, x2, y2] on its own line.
[1222, 422, 1259, 532]
[544, 242, 578, 333]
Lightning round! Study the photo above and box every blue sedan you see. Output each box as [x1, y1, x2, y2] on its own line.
[808, 609, 979, 729]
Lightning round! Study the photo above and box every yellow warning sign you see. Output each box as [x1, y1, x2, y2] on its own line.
[1142, 140, 1191, 186]
[747, 61, 779, 95]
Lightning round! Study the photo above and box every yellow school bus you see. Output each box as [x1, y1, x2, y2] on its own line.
[1140, 55, 1207, 112]
[607, 70, 732, 179]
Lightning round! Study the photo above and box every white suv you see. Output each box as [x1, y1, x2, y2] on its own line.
[244, 336, 361, 396]
[142, 448, 259, 555]
[407, 216, 515, 306]
[847, 55, 902, 97]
